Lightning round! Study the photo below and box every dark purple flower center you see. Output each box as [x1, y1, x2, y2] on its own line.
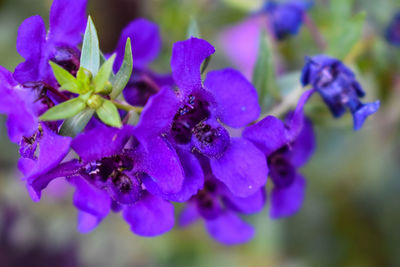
[123, 71, 160, 106]
[19, 130, 41, 160]
[191, 121, 230, 158]
[195, 180, 221, 219]
[268, 146, 296, 188]
[51, 47, 80, 76]
[171, 95, 211, 144]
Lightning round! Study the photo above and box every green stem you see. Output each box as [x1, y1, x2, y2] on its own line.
[111, 100, 143, 113]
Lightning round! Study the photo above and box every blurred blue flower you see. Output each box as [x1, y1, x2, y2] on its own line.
[385, 12, 400, 46]
[301, 55, 380, 130]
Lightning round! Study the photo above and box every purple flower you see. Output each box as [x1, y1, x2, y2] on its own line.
[244, 90, 315, 218]
[178, 156, 265, 245]
[301, 55, 380, 130]
[14, 0, 87, 87]
[112, 18, 173, 106]
[263, 0, 311, 40]
[136, 37, 268, 198]
[39, 124, 184, 236]
[385, 12, 400, 46]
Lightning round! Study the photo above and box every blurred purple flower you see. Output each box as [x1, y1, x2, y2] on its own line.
[385, 12, 400, 46]
[244, 90, 315, 218]
[14, 0, 87, 87]
[301, 55, 380, 130]
[112, 18, 174, 106]
[136, 37, 268, 198]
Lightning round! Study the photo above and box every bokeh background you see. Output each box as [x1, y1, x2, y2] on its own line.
[0, 0, 399, 266]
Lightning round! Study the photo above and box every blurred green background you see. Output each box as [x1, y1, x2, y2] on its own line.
[0, 0, 399, 266]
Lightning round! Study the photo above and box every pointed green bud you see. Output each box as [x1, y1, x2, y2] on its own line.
[50, 62, 80, 94]
[110, 38, 133, 99]
[94, 54, 116, 93]
[76, 67, 92, 93]
[40, 98, 86, 121]
[102, 81, 113, 95]
[96, 100, 122, 128]
[87, 94, 104, 109]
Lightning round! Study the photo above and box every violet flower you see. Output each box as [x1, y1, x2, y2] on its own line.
[244, 90, 315, 218]
[112, 18, 173, 106]
[14, 0, 87, 88]
[136, 37, 268, 199]
[301, 55, 380, 130]
[179, 156, 265, 245]
[385, 12, 400, 46]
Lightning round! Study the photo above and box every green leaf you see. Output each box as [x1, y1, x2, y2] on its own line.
[331, 0, 354, 24]
[81, 16, 100, 76]
[94, 54, 116, 93]
[201, 56, 211, 74]
[59, 108, 95, 137]
[110, 38, 133, 99]
[252, 30, 279, 108]
[76, 67, 92, 93]
[187, 17, 201, 38]
[96, 100, 122, 127]
[50, 62, 80, 93]
[40, 98, 86, 121]
[326, 11, 366, 60]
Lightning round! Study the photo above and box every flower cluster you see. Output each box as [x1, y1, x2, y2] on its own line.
[0, 0, 380, 245]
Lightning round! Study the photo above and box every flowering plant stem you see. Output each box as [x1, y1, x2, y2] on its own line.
[111, 99, 143, 113]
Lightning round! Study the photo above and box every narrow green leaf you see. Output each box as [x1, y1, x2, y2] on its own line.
[252, 30, 279, 108]
[50, 62, 80, 93]
[96, 100, 122, 128]
[40, 98, 86, 121]
[327, 11, 366, 60]
[60, 108, 95, 137]
[201, 55, 211, 74]
[94, 54, 116, 93]
[187, 17, 201, 38]
[81, 16, 100, 76]
[110, 38, 133, 99]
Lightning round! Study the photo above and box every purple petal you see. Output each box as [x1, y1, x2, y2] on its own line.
[135, 87, 180, 137]
[0, 67, 39, 143]
[179, 203, 200, 227]
[171, 38, 215, 96]
[222, 187, 266, 214]
[205, 211, 254, 245]
[286, 89, 315, 140]
[135, 135, 184, 194]
[204, 68, 260, 128]
[210, 138, 268, 198]
[114, 18, 161, 70]
[23, 125, 71, 187]
[287, 118, 316, 168]
[270, 174, 306, 219]
[14, 15, 46, 84]
[77, 210, 102, 234]
[71, 125, 133, 162]
[143, 147, 204, 202]
[70, 176, 111, 219]
[122, 192, 174, 236]
[48, 0, 87, 47]
[28, 159, 81, 201]
[243, 115, 289, 156]
[353, 100, 380, 131]
[218, 16, 266, 79]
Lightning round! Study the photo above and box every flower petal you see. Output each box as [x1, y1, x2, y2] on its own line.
[352, 100, 380, 131]
[171, 38, 215, 96]
[243, 115, 289, 156]
[218, 16, 265, 79]
[270, 174, 306, 219]
[114, 18, 161, 70]
[48, 0, 87, 46]
[222, 187, 266, 214]
[77, 210, 102, 234]
[122, 192, 174, 236]
[70, 176, 111, 219]
[179, 203, 200, 227]
[135, 86, 180, 137]
[210, 138, 268, 198]
[71, 125, 133, 162]
[204, 68, 260, 128]
[287, 118, 316, 168]
[143, 147, 204, 202]
[14, 15, 46, 84]
[205, 211, 254, 245]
